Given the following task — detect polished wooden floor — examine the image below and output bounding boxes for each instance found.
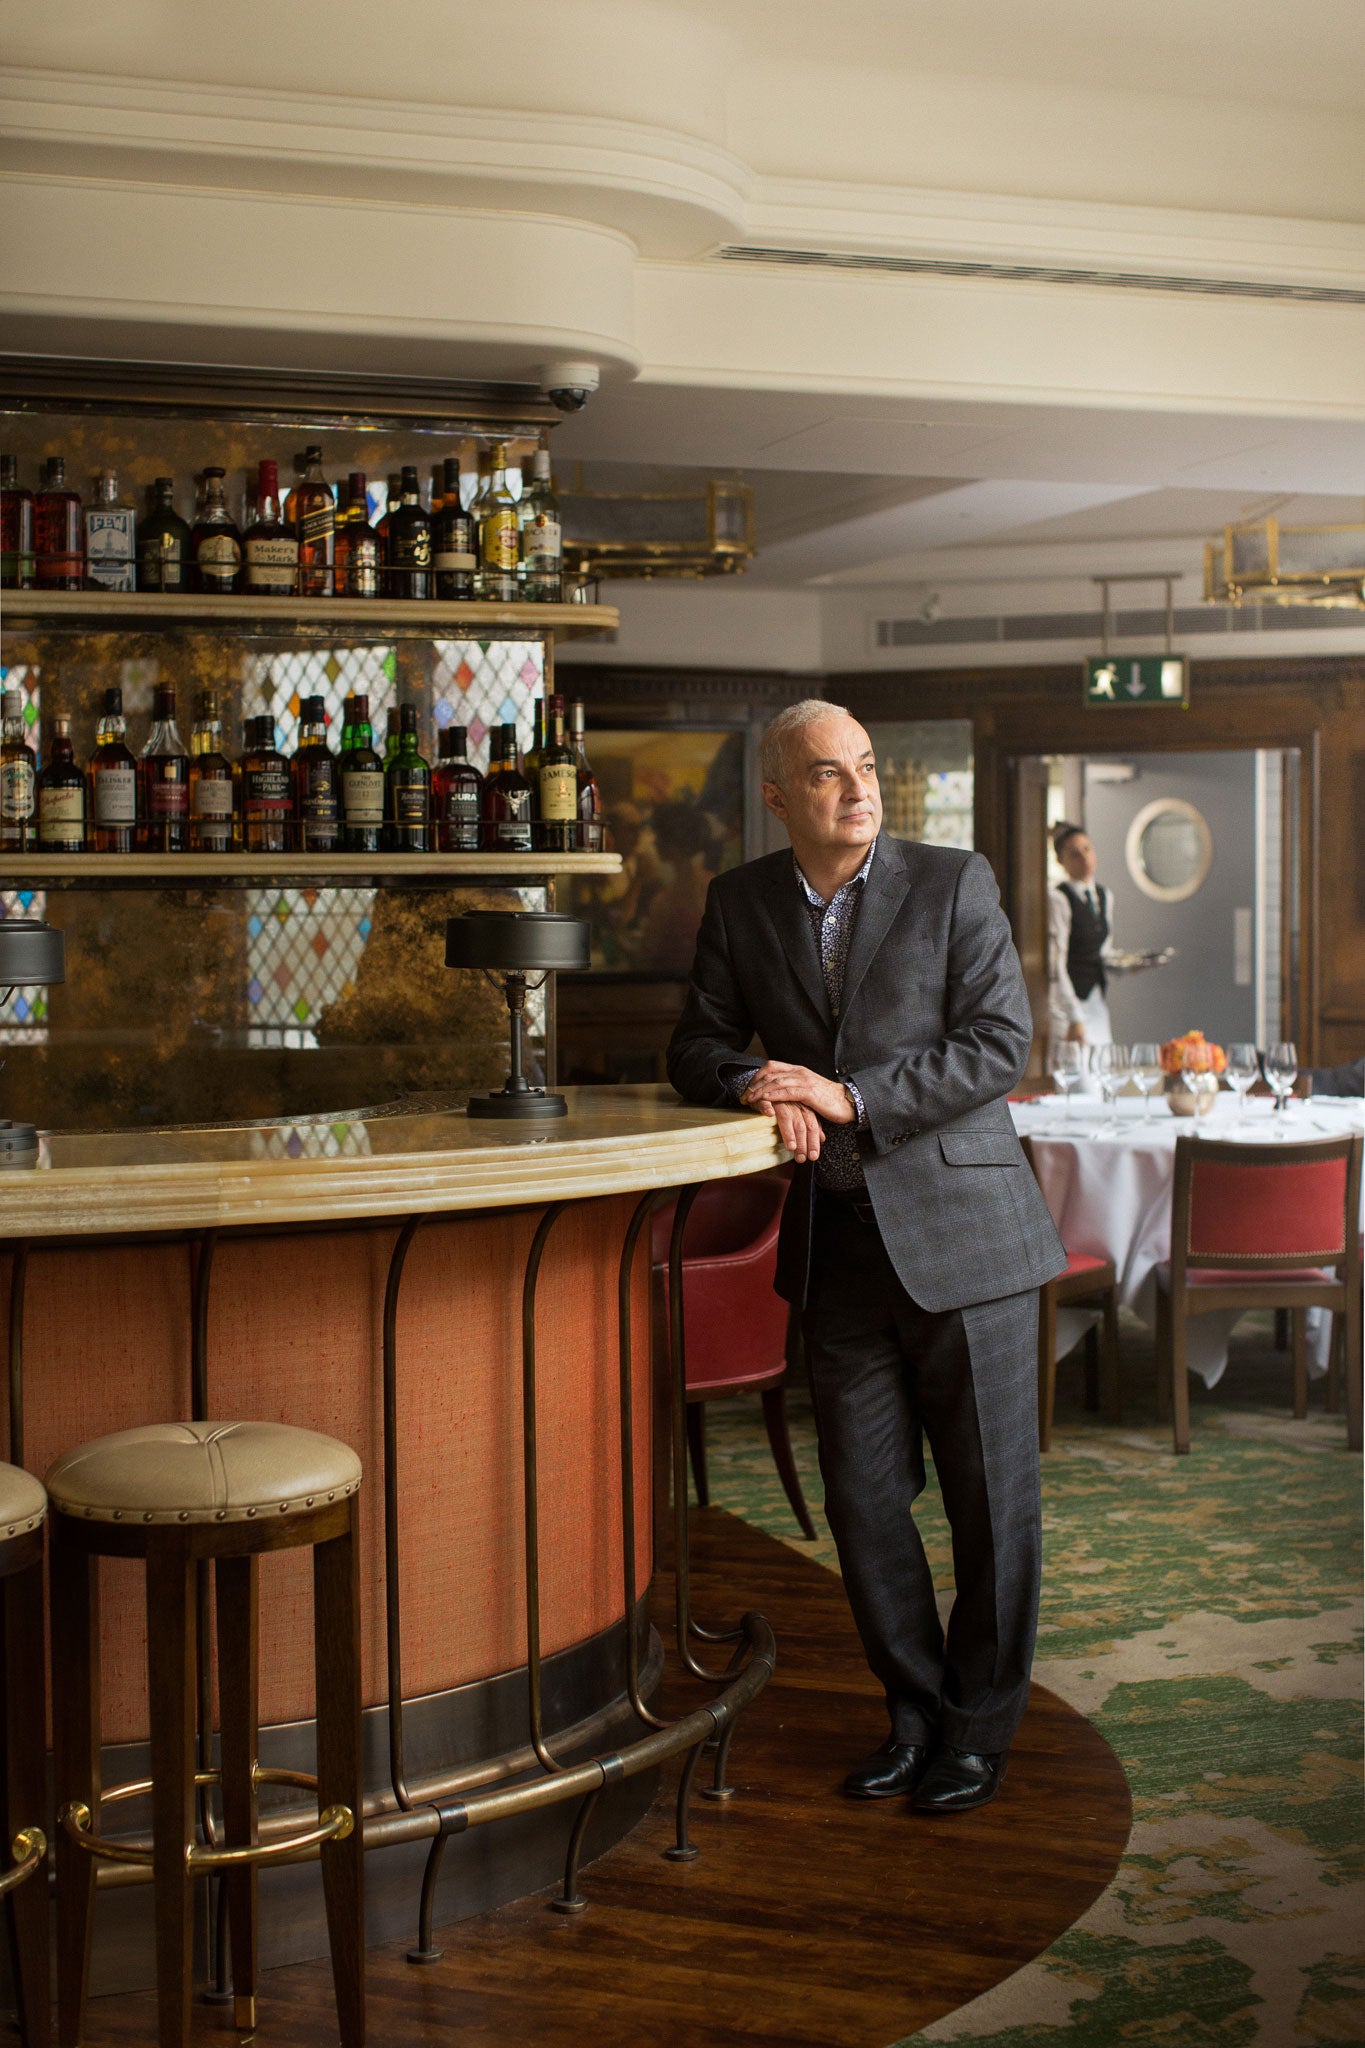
[81,1510,1131,2046]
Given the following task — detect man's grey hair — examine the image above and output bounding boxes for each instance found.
[759,697,854,786]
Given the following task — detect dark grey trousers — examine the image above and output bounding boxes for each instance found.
[801,1194,1041,1752]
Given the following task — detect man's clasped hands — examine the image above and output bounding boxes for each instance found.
[740,1060,854,1163]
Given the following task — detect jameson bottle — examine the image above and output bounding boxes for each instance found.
[334,472,380,598]
[37,715,86,852]
[84,468,137,592]
[385,466,431,600]
[241,715,291,852]
[293,693,341,850]
[0,689,36,851]
[0,455,35,589]
[538,694,578,853]
[340,693,385,852]
[433,725,483,851]
[570,700,602,851]
[383,703,430,852]
[243,461,299,595]
[136,477,191,593]
[138,685,190,852]
[35,457,84,590]
[433,456,477,599]
[481,722,533,853]
[88,687,139,852]
[188,690,234,853]
[190,467,242,594]
[286,445,335,596]
[479,443,519,603]
[519,448,562,602]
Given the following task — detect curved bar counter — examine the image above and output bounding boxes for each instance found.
[0,1087,783,1986]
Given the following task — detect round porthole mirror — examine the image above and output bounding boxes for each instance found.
[1125,798,1213,902]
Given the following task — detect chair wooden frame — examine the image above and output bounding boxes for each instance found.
[1157,1133,1363,1456]
[1021,1137,1121,1451]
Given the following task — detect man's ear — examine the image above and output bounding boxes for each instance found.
[760,780,787,822]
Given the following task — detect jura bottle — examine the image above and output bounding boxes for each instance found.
[383,703,430,852]
[136,477,191,593]
[0,455,35,589]
[286,445,335,597]
[37,715,86,852]
[35,457,84,590]
[433,725,483,851]
[138,685,190,852]
[293,694,341,850]
[190,467,243,595]
[340,693,385,853]
[243,461,299,596]
[538,694,578,853]
[188,691,235,853]
[85,469,137,593]
[481,722,533,852]
[0,689,36,851]
[88,687,139,852]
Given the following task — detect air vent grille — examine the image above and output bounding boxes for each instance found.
[873,604,1356,649]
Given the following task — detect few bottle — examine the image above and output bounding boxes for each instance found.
[286,445,335,597]
[138,685,190,852]
[240,716,292,852]
[85,469,137,593]
[519,448,562,602]
[293,694,341,851]
[340,694,385,853]
[188,691,235,853]
[37,715,87,852]
[570,700,602,851]
[384,703,430,852]
[0,456,35,589]
[538,693,578,852]
[0,688,36,851]
[479,443,520,604]
[433,725,483,851]
[190,467,243,595]
[136,477,191,593]
[87,687,139,852]
[481,722,534,852]
[385,467,431,600]
[243,461,299,596]
[433,457,477,600]
[334,473,380,598]
[35,457,84,590]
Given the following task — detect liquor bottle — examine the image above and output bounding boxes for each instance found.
[88,686,139,852]
[570,700,602,851]
[293,694,341,851]
[338,693,356,754]
[376,472,402,562]
[0,456,35,589]
[84,468,137,593]
[286,445,335,597]
[479,443,519,604]
[433,457,477,600]
[433,725,483,851]
[523,697,546,850]
[382,707,400,766]
[340,693,384,852]
[481,722,533,853]
[384,703,430,852]
[0,689,36,851]
[134,477,191,593]
[190,467,242,594]
[240,715,292,852]
[538,695,579,853]
[243,461,299,596]
[188,690,234,853]
[37,715,86,852]
[35,457,84,590]
[469,448,492,596]
[334,472,380,598]
[519,448,562,602]
[138,685,190,852]
[385,466,431,599]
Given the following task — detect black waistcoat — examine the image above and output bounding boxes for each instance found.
[1059,882,1108,1000]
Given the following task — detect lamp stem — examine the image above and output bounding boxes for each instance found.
[506,971,529,1095]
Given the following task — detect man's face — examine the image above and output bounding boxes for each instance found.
[762,716,882,855]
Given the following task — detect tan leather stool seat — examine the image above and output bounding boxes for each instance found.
[46,1420,360,1526]
[0,1462,46,1541]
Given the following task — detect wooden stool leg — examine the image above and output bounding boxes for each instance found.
[314,1503,365,2047]
[145,1535,197,2048]
[685,1402,709,1507]
[1037,1285,1057,1452]
[760,1386,817,1539]
[1100,1285,1122,1423]
[1172,1300,1192,1456]
[216,1555,259,2037]
[51,1517,100,2048]
[1291,1309,1309,1418]
[2,1559,49,2048]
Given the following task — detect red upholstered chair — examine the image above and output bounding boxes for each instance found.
[652,1173,816,1538]
[1156,1134,1363,1456]
[1020,1137,1120,1450]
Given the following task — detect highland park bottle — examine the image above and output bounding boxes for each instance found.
[188,691,235,853]
[138,685,190,852]
[88,687,139,852]
[433,725,483,851]
[292,694,341,851]
[240,716,291,852]
[286,445,335,596]
[243,461,299,596]
[190,467,243,595]
[37,715,86,852]
[340,693,385,853]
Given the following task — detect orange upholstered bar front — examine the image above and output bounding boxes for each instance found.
[3,1196,653,1743]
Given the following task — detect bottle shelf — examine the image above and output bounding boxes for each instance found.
[1,852,621,887]
[0,591,618,641]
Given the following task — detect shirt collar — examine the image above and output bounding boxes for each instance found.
[793,838,877,911]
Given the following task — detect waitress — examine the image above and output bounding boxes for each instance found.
[1048,821,1116,1051]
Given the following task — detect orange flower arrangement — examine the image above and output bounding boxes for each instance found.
[1160,1029,1226,1075]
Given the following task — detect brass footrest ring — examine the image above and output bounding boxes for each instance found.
[60,1766,354,1869]
[0,1827,47,1896]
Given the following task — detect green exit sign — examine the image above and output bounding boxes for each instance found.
[1084,655,1189,707]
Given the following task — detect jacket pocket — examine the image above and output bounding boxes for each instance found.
[938,1131,1021,1167]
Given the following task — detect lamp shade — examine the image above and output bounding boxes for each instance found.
[445,911,590,974]
[0,918,64,985]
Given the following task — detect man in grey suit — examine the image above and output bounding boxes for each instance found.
[668,700,1067,1812]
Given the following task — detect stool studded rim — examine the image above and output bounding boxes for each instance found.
[44,1420,361,1527]
[60,1767,353,1869]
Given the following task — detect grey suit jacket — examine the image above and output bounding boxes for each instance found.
[667,834,1067,1314]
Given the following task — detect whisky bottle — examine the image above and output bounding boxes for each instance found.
[376,472,402,562]
[433,457,477,600]
[243,461,299,596]
[341,693,384,853]
[35,457,84,590]
[479,443,519,603]
[136,477,191,593]
[88,687,139,852]
[286,445,335,597]
[190,467,242,594]
[85,469,137,593]
[37,715,86,852]
[188,690,234,853]
[481,722,533,853]
[0,456,35,589]
[523,697,546,809]
[385,466,431,600]
[384,703,430,852]
[433,725,483,851]
[293,694,341,850]
[519,448,562,602]
[0,689,36,851]
[570,700,602,851]
[240,715,292,852]
[138,685,190,852]
[334,473,380,597]
[538,694,578,853]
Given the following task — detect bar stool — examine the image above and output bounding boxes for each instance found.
[46,1420,365,2048]
[0,1462,49,2048]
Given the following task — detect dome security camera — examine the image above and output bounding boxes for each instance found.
[539,361,601,413]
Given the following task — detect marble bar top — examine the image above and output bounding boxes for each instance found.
[0,1086,787,1240]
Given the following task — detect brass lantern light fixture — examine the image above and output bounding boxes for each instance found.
[561,477,754,583]
[1204,513,1365,610]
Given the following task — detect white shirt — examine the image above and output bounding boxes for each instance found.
[1048,881,1118,1027]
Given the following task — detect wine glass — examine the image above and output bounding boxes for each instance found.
[1094,1042,1131,1133]
[1131,1042,1163,1122]
[1181,1040,1220,1124]
[1265,1042,1298,1129]
[1050,1040,1086,1123]
[1224,1042,1257,1127]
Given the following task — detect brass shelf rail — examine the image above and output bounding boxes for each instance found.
[0,852,621,886]
[0,591,618,643]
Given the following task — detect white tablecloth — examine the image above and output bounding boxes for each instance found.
[1009,1094,1365,1386]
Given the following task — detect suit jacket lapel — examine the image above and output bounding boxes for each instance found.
[756,856,834,1034]
[839,836,911,1025]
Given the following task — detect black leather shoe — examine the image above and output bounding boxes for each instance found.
[843,1739,932,1799]
[910,1746,1007,1813]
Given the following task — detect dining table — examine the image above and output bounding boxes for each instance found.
[1009,1090,1365,1387]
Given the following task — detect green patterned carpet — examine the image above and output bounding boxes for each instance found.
[699,1312,1364,2047]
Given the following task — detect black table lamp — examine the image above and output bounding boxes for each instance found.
[0,917,65,1160]
[445,910,590,1119]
